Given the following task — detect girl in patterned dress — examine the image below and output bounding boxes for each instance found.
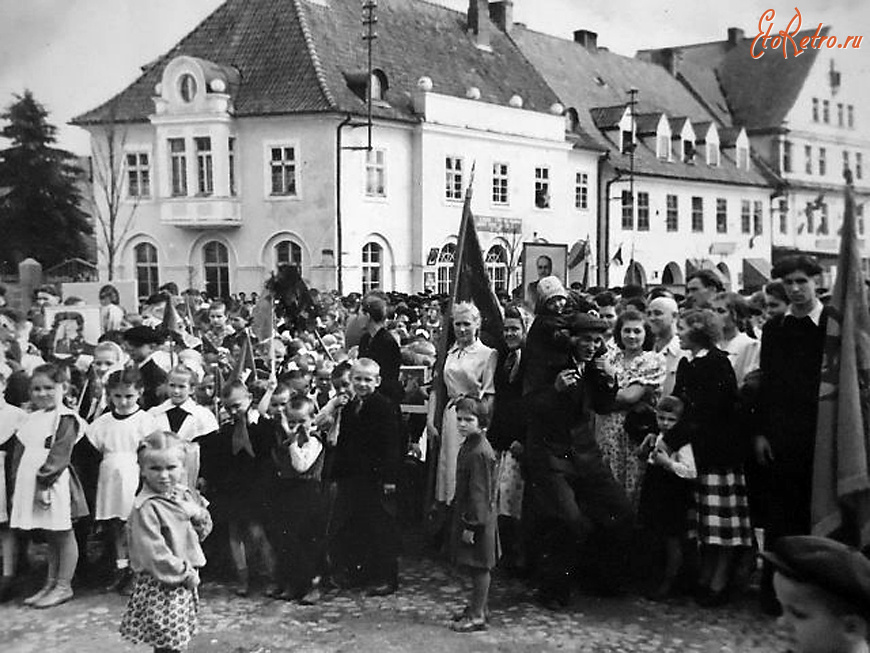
[87,367,159,593]
[121,431,211,653]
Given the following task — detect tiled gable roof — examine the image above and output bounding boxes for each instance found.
[510,27,771,188]
[635,112,663,135]
[74,0,560,126]
[644,28,828,133]
[74,0,333,124]
[511,27,718,130]
[298,0,559,119]
[590,105,628,130]
[715,28,826,131]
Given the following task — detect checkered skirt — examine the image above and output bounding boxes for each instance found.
[120,572,198,649]
[688,467,753,547]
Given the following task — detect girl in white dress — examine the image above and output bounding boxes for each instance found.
[87,367,158,593]
[10,364,86,608]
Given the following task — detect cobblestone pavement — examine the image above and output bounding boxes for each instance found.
[2,552,787,653]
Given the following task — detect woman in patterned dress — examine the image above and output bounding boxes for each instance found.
[595,307,665,504]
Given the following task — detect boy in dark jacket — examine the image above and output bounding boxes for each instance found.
[328,358,401,595]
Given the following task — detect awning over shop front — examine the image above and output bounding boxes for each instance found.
[742,258,771,292]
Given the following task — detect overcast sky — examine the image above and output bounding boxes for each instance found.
[1,0,867,154]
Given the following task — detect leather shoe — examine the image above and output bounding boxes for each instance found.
[366,582,397,597]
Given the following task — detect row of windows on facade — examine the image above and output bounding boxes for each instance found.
[132,239,512,299]
[618,193,865,237]
[812,98,856,128]
[780,142,864,178]
[126,139,591,210]
[620,194,765,235]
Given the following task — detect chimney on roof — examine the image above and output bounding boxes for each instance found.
[467,0,491,50]
[573,29,598,52]
[489,0,513,32]
[727,27,745,47]
[650,47,681,76]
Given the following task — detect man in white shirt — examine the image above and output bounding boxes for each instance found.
[647,296,686,397]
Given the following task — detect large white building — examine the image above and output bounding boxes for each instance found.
[513,25,776,290]
[73,0,599,299]
[639,25,870,289]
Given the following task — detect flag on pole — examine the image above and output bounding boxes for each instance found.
[230,330,257,386]
[431,164,505,431]
[611,243,624,266]
[160,295,201,349]
[812,173,870,547]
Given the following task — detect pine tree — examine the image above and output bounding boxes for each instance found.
[0,90,93,273]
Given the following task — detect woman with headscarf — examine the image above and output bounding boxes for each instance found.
[427,302,498,507]
[487,304,530,570]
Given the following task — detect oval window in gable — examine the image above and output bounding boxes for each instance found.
[179,73,197,103]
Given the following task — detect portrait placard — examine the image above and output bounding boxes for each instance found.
[42,305,101,360]
[399,365,430,414]
[521,242,568,308]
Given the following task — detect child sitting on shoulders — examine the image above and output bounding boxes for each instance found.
[637,395,697,600]
[120,431,212,653]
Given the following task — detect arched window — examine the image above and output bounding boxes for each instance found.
[203,241,230,299]
[134,243,159,300]
[436,243,456,295]
[485,245,508,293]
[361,242,382,293]
[275,240,302,271]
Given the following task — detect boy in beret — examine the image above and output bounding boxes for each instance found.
[764,535,870,653]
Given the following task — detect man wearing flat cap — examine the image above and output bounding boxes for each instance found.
[123,326,168,410]
[764,535,870,653]
[523,311,633,607]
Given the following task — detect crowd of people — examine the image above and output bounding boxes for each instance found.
[1,254,870,653]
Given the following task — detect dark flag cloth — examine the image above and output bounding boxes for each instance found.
[427,167,506,506]
[813,172,870,547]
[160,294,200,349]
[251,293,275,343]
[230,330,257,386]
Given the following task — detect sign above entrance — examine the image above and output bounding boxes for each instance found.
[475,215,522,234]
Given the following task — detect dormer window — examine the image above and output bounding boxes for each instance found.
[683,140,695,163]
[178,74,197,103]
[706,141,720,167]
[737,144,749,169]
[565,107,579,133]
[621,130,635,154]
[657,132,670,159]
[369,69,388,102]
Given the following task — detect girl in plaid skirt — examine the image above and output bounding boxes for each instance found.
[120,431,211,652]
[673,309,753,608]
